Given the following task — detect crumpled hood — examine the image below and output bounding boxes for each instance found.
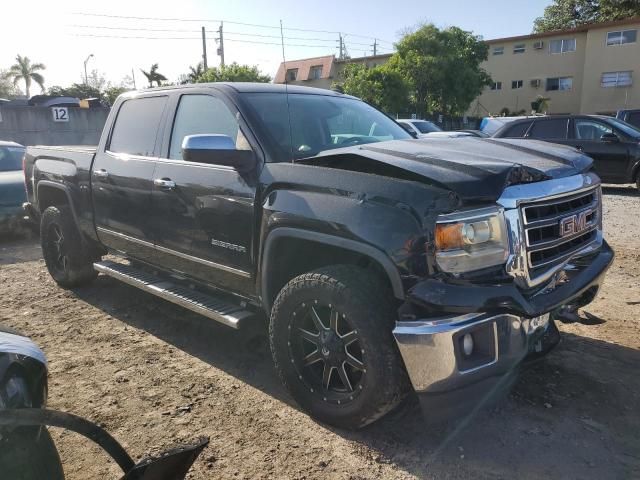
[304,138,593,203]
[0,170,27,206]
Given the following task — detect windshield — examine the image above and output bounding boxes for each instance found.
[606,117,640,140]
[411,120,442,133]
[243,93,411,160]
[0,146,25,172]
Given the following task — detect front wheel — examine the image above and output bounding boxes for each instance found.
[40,206,97,288]
[269,265,408,429]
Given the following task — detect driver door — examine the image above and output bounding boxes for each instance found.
[148,92,258,296]
[569,118,630,182]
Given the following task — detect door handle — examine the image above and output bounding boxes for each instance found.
[94,169,109,178]
[154,178,176,189]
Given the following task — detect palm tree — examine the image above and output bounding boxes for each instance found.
[187,62,204,83]
[140,63,167,88]
[6,55,46,98]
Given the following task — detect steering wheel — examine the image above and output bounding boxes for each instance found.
[340,136,371,146]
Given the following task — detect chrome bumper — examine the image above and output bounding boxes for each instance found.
[393,312,551,394]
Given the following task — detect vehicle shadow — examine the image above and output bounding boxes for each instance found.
[73,278,640,479]
[602,185,638,197]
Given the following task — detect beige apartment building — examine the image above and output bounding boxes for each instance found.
[274,53,392,89]
[472,18,640,116]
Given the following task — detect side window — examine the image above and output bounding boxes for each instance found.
[574,119,613,140]
[627,112,640,128]
[503,121,532,138]
[109,96,167,156]
[528,119,568,139]
[168,94,251,160]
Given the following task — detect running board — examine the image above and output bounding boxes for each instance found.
[93,260,253,329]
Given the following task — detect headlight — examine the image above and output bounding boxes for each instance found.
[434,207,509,273]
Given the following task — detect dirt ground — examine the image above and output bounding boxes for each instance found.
[1,185,638,480]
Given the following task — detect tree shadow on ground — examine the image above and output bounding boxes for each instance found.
[73,278,640,480]
[602,185,638,197]
[0,236,41,265]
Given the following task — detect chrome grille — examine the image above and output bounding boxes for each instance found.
[521,187,600,275]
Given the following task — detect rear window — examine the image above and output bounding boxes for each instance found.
[502,121,532,137]
[0,146,25,172]
[528,119,568,139]
[109,96,167,156]
[411,121,442,133]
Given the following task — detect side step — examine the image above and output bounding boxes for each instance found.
[93,260,254,329]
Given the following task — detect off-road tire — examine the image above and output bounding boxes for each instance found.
[269,265,408,429]
[40,205,97,288]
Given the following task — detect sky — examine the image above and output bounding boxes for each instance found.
[0,0,553,92]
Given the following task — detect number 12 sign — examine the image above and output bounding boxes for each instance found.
[52,107,69,122]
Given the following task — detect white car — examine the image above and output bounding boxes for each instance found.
[396,119,442,137]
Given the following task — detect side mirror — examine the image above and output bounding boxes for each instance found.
[600,132,619,143]
[182,134,256,171]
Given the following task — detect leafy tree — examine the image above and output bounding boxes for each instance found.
[48,84,102,100]
[103,86,130,106]
[0,69,21,98]
[534,0,640,32]
[334,64,409,114]
[140,63,167,87]
[388,24,491,116]
[196,62,271,83]
[5,55,46,98]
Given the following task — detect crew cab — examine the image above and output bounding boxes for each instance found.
[23,84,613,429]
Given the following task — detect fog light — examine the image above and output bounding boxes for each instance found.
[462,333,474,356]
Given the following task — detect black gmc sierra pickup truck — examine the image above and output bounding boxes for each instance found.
[23,83,614,429]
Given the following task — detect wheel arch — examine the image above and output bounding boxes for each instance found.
[260,227,405,313]
[36,181,80,227]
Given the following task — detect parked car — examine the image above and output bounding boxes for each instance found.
[24,83,613,429]
[0,141,27,232]
[396,119,442,137]
[616,109,640,129]
[493,115,640,189]
[479,115,543,135]
[458,129,489,138]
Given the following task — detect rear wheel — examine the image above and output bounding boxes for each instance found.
[41,206,97,288]
[269,265,408,429]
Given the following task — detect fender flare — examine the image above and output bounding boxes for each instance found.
[36,180,81,227]
[261,227,405,311]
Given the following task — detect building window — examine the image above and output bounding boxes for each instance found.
[607,29,637,46]
[549,38,576,54]
[285,68,298,81]
[511,80,523,89]
[546,77,573,91]
[490,81,502,90]
[513,44,526,54]
[308,65,323,80]
[493,46,504,55]
[601,71,633,88]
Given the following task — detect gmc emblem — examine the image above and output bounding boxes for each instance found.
[559,210,590,237]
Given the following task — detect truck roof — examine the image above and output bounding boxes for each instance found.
[131,82,355,98]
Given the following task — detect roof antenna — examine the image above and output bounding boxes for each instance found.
[280,19,295,163]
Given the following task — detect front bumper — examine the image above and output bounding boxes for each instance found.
[393,240,613,422]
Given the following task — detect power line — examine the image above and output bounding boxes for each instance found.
[71,12,395,44]
[71,33,338,49]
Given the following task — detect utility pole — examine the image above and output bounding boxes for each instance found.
[217,22,225,67]
[338,33,344,60]
[131,68,137,89]
[372,39,378,56]
[201,26,208,71]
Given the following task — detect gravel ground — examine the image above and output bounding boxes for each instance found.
[0,185,638,480]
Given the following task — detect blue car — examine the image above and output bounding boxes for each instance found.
[0,141,27,233]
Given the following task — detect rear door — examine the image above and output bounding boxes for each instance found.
[92,95,168,262]
[569,118,630,182]
[525,118,571,145]
[148,91,259,296]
